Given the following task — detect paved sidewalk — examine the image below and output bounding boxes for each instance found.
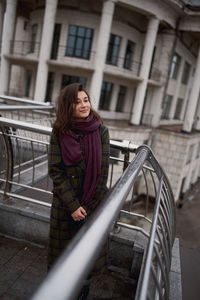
[176,179,200,300]
[0,236,47,300]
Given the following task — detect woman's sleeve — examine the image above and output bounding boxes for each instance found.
[84,127,110,212]
[48,131,80,213]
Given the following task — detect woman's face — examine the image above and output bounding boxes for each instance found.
[72,91,91,119]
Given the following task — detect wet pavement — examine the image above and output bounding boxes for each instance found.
[0,178,200,299]
[0,236,47,299]
[176,179,200,300]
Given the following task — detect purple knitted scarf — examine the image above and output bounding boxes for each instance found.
[60,114,102,205]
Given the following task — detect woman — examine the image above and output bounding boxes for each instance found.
[48,83,110,298]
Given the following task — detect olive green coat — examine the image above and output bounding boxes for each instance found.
[48,125,110,269]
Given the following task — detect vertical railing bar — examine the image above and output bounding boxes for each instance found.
[154,244,169,298]
[156,220,170,271]
[159,203,172,249]
[149,168,158,200]
[163,179,175,214]
[162,180,176,240]
[161,187,175,246]
[150,264,165,300]
[46,143,50,190]
[0,126,14,198]
[159,198,171,237]
[142,167,149,217]
[109,162,114,188]
[160,196,171,232]
[156,223,170,271]
[31,140,35,185]
[157,214,171,263]
[151,268,167,300]
[162,185,172,226]
[155,267,162,300]
[138,177,164,300]
[123,150,130,171]
[161,183,171,217]
[15,136,21,184]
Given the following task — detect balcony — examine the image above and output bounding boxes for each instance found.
[9,40,40,59]
[6,41,162,83]
[49,45,96,70]
[149,66,162,82]
[105,55,142,80]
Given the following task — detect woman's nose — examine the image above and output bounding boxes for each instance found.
[80,100,85,106]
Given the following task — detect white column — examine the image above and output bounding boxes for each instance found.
[183,45,200,132]
[130,17,159,125]
[34,0,58,102]
[110,84,118,111]
[0,0,5,43]
[0,0,17,95]
[193,96,200,130]
[151,86,164,126]
[89,0,116,110]
[169,59,184,119]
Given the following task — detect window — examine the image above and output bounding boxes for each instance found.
[181,61,191,85]
[30,24,38,53]
[99,81,113,110]
[116,85,127,112]
[174,98,183,120]
[61,75,87,90]
[45,72,55,102]
[24,21,28,31]
[106,34,121,66]
[51,24,61,60]
[186,144,194,164]
[65,25,93,59]
[25,70,32,97]
[169,53,181,79]
[161,95,172,119]
[123,40,135,70]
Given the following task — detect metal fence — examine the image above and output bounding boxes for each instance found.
[0,115,176,299]
[0,95,55,126]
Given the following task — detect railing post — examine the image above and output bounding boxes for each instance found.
[0,126,14,200]
[121,140,131,171]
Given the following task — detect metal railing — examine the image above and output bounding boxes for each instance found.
[10,40,40,58]
[0,117,135,205]
[149,66,162,82]
[105,55,142,77]
[0,116,176,300]
[0,95,55,126]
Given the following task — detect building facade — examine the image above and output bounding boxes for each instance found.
[0,0,200,201]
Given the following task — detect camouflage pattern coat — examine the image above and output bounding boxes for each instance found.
[48,125,110,269]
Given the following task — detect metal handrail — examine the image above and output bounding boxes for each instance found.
[0,117,176,300]
[0,105,54,111]
[0,117,52,135]
[30,145,176,300]
[31,147,151,300]
[0,117,137,150]
[0,95,52,106]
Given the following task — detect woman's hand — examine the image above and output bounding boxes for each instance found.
[71,206,87,221]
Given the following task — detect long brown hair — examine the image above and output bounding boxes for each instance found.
[53,83,102,134]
